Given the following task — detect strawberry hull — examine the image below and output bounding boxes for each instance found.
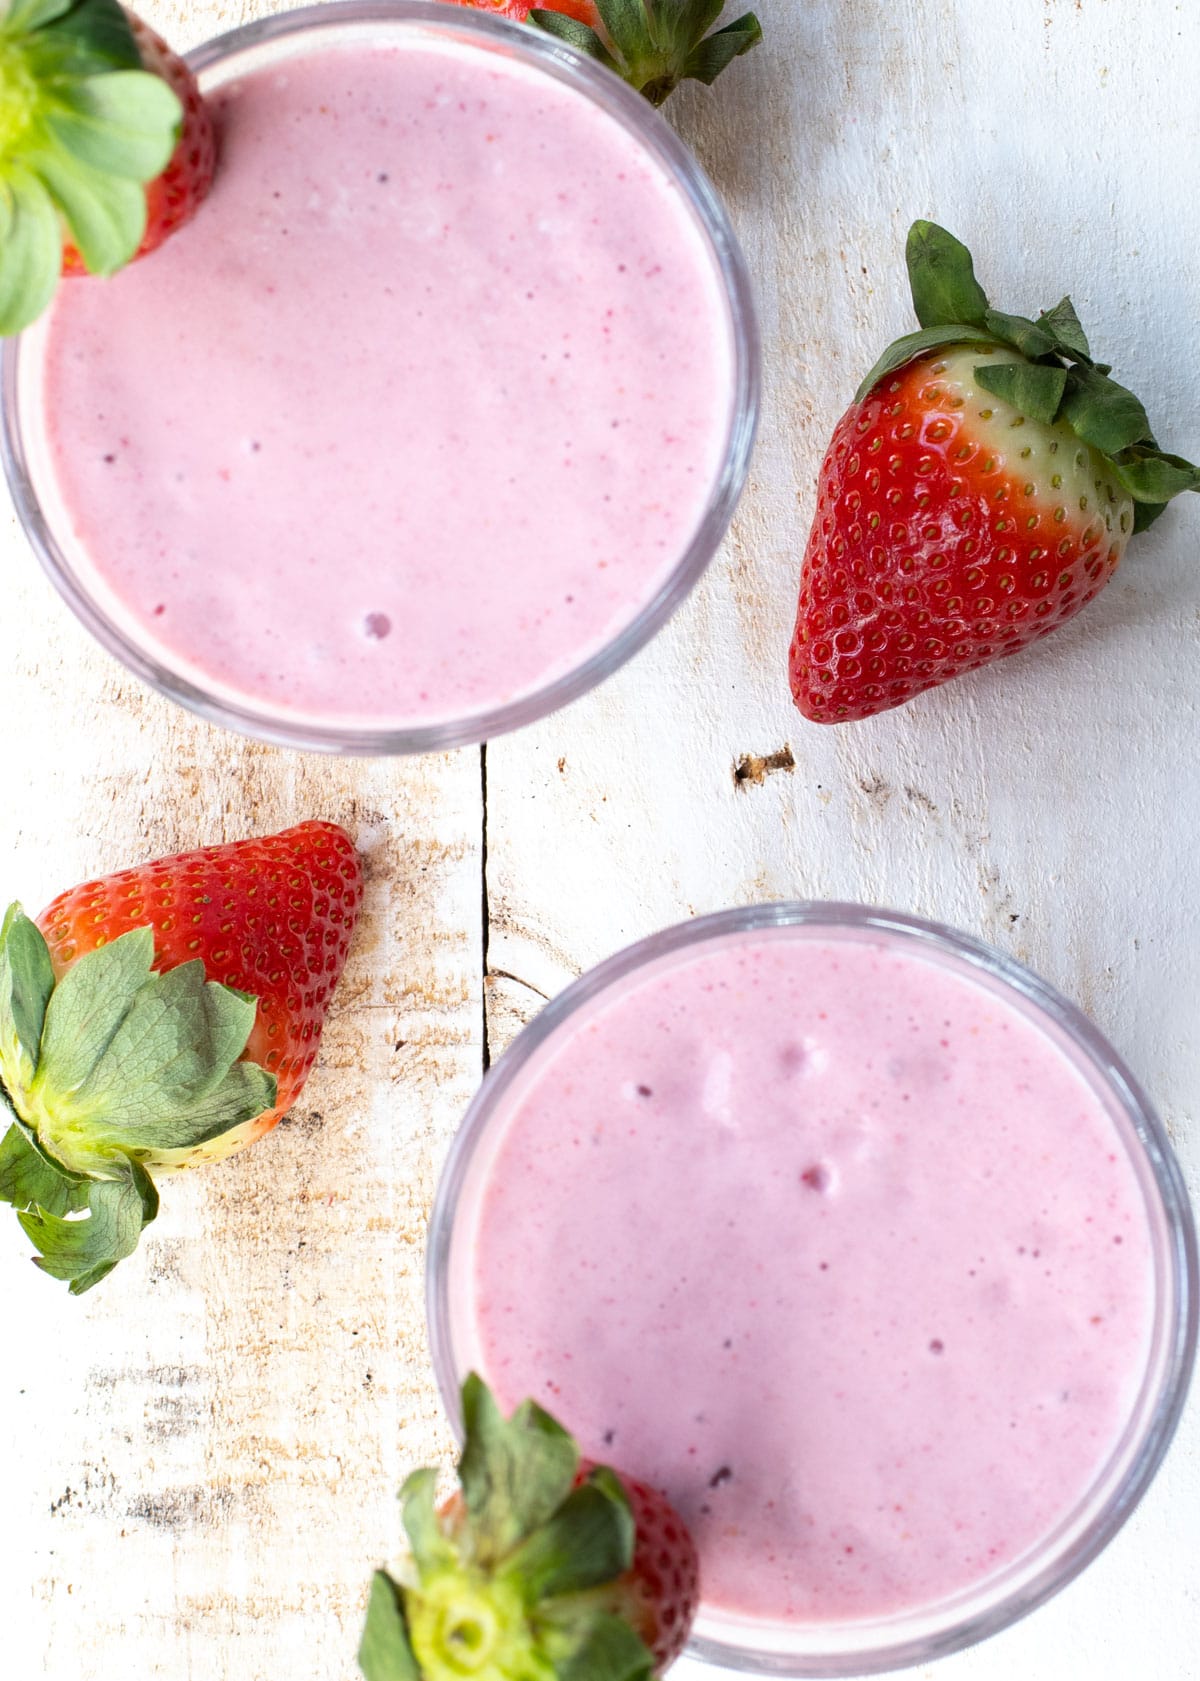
[360,1377,696,1681]
[790,347,1131,723]
[35,821,362,1169]
[0,822,362,1290]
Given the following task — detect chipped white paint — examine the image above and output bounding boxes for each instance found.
[1,2,1198,1679]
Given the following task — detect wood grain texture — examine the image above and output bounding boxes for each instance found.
[1,542,481,1676]
[1,1,1198,1679]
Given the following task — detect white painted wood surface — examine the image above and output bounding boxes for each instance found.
[2,1,1198,1678]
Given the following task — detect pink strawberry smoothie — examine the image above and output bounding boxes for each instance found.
[448,922,1158,1629]
[19,16,738,734]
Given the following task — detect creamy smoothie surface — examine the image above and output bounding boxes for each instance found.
[458,927,1156,1626]
[29,27,734,728]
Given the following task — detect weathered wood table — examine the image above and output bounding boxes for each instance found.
[3,1,1197,1676]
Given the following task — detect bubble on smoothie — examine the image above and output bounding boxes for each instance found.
[363,612,392,640]
[801,1161,836,1195]
[781,1037,828,1076]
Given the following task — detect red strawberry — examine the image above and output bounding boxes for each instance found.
[359,1375,700,1681]
[590,1464,700,1673]
[0,822,361,1292]
[61,12,216,275]
[447,0,762,106]
[0,0,214,334]
[789,222,1200,723]
[443,0,601,25]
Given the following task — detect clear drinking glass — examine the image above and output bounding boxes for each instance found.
[0,0,759,754]
[427,903,1197,1677]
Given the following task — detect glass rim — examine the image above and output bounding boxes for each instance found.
[426,901,1198,1677]
[0,0,760,757]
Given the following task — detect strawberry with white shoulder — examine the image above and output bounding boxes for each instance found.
[789,222,1200,722]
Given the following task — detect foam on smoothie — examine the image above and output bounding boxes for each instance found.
[455,927,1155,1627]
[27,25,734,728]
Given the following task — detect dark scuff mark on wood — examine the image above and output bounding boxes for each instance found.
[734,745,796,789]
[127,1484,235,1531]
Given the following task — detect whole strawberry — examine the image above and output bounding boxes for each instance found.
[0,822,361,1293]
[359,1374,699,1681]
[789,221,1200,723]
[450,0,762,105]
[0,0,215,334]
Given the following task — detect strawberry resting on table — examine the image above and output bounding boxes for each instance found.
[359,1374,699,1681]
[789,222,1200,723]
[0,822,362,1293]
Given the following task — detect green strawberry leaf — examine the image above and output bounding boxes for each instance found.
[1111,451,1200,504]
[539,1605,655,1681]
[0,903,55,1080]
[1061,363,1153,455]
[0,1117,90,1217]
[681,11,762,84]
[18,1153,158,1295]
[400,1468,457,1578]
[856,322,1002,401]
[530,0,759,100]
[3,925,275,1175]
[57,956,257,1111]
[19,0,142,70]
[982,308,1059,362]
[23,138,146,274]
[0,166,62,334]
[458,1372,580,1563]
[34,925,156,1095]
[47,70,180,180]
[358,1572,420,1681]
[905,220,990,331]
[528,10,618,70]
[108,1059,276,1153]
[595,0,655,61]
[974,360,1068,426]
[500,1466,635,1601]
[3,0,73,39]
[1038,295,1091,360]
[1130,500,1167,535]
[676,0,727,36]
